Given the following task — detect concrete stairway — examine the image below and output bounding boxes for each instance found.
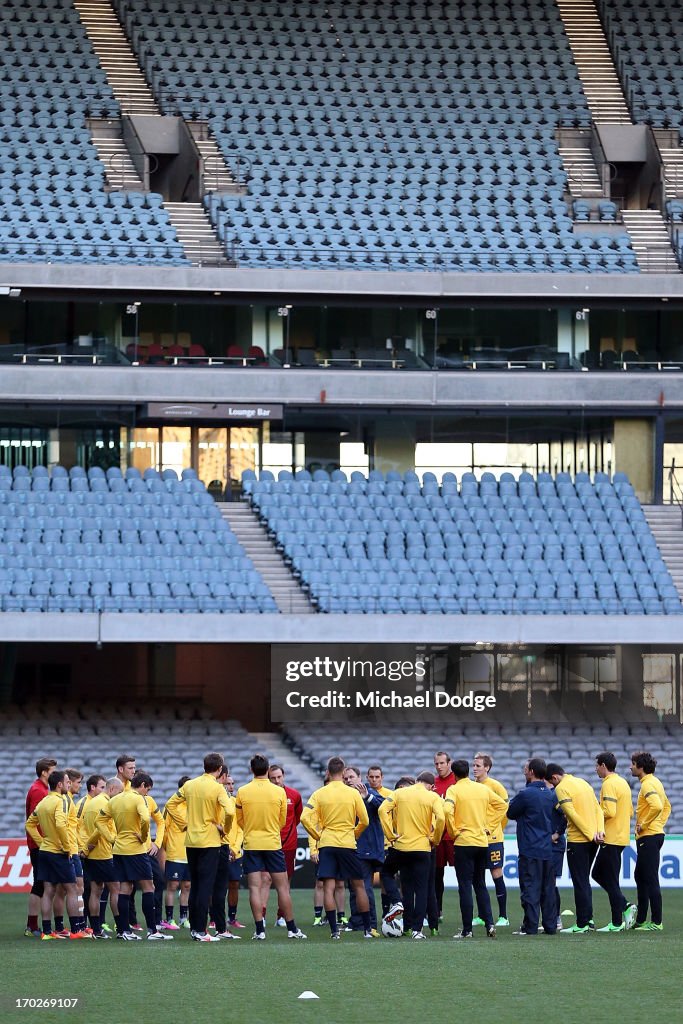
[249,732,322,795]
[187,122,245,194]
[164,202,229,266]
[659,148,683,199]
[559,133,603,197]
[88,118,144,190]
[621,211,680,273]
[74,0,159,116]
[218,502,315,615]
[555,0,631,124]
[642,505,683,599]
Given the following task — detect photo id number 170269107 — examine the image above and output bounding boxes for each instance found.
[14,999,79,1010]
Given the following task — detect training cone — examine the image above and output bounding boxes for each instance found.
[298,992,319,1000]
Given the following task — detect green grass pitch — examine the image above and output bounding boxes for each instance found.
[2,889,681,1024]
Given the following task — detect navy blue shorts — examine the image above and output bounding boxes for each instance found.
[487,842,504,871]
[227,855,243,882]
[317,846,364,881]
[164,860,190,883]
[83,858,117,885]
[242,849,286,876]
[71,854,83,879]
[38,851,76,886]
[113,852,153,883]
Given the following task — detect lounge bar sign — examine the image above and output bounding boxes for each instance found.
[146,403,283,420]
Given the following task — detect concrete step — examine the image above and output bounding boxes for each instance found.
[186,121,244,192]
[74,0,159,115]
[642,505,683,600]
[249,733,322,795]
[218,502,316,614]
[559,142,603,198]
[89,124,144,190]
[164,202,228,266]
[556,0,631,124]
[622,211,680,273]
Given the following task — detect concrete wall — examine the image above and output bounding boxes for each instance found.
[2,363,683,411]
[4,262,683,301]
[175,643,269,728]
[596,125,649,163]
[0,612,679,644]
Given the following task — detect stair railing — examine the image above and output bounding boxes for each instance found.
[668,460,683,526]
[108,151,131,190]
[589,125,610,197]
[203,153,225,194]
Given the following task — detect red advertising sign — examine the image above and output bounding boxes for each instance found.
[0,838,33,892]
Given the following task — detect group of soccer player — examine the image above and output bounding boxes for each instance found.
[23,743,671,942]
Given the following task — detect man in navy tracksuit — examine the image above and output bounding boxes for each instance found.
[549,782,567,927]
[343,766,385,931]
[506,757,557,935]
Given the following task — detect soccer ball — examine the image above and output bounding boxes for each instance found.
[381,914,404,938]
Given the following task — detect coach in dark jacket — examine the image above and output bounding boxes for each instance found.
[343,767,385,931]
[506,757,557,935]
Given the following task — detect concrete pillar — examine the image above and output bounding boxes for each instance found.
[304,432,339,473]
[557,308,573,355]
[613,419,654,503]
[373,419,416,475]
[558,308,589,361]
[57,429,78,470]
[251,305,268,352]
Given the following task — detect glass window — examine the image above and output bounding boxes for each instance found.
[161,426,191,476]
[128,428,160,473]
[415,442,472,480]
[198,428,227,489]
[663,443,683,502]
[262,439,293,475]
[643,654,675,716]
[340,442,369,476]
[229,427,260,482]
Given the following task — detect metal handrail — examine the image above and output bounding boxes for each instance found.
[0,240,184,263]
[0,236,646,272]
[108,151,136,191]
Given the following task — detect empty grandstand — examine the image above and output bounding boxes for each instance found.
[0,464,276,612]
[0,1,682,874]
[247,468,683,614]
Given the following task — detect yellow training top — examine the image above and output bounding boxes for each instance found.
[97,790,150,856]
[554,774,604,844]
[379,783,445,853]
[75,795,91,853]
[143,795,165,851]
[223,802,244,857]
[83,793,116,860]
[599,773,633,846]
[165,773,234,849]
[235,778,286,851]
[65,792,79,856]
[25,792,70,855]
[636,774,671,837]
[480,776,509,843]
[162,798,188,863]
[300,780,369,850]
[444,778,508,848]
